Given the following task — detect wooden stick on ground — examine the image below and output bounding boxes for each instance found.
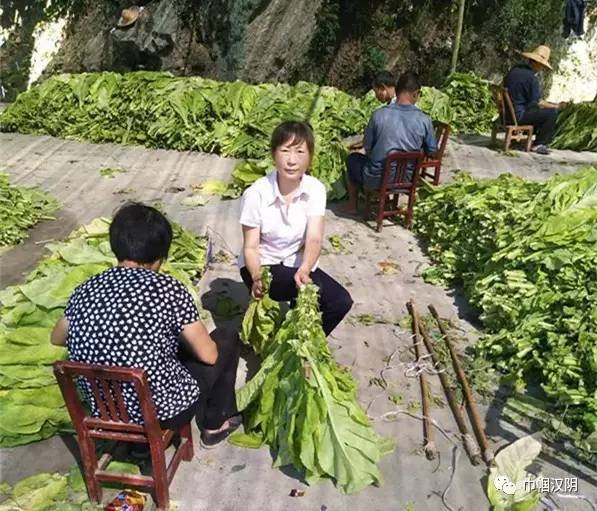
[407,301,482,465]
[408,299,437,460]
[428,304,495,464]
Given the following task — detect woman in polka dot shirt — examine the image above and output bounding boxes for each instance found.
[51,203,242,448]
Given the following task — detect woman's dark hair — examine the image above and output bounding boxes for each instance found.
[270,121,315,156]
[396,72,422,94]
[372,70,395,88]
[109,202,173,263]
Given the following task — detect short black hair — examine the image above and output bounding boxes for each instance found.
[372,71,395,88]
[109,202,173,263]
[396,72,422,94]
[270,121,315,156]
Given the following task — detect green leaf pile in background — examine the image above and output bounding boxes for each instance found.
[414,167,597,443]
[1,71,507,201]
[442,72,497,135]
[0,172,59,248]
[0,217,208,448]
[552,102,597,152]
[231,284,393,494]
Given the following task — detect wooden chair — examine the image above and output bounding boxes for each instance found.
[491,84,534,152]
[53,361,194,511]
[363,151,424,232]
[420,121,451,185]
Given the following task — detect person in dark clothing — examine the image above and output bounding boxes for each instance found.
[563,0,585,38]
[504,45,567,155]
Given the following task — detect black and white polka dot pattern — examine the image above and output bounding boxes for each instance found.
[65,267,200,423]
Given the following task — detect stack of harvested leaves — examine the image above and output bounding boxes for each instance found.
[414,167,597,442]
[552,102,597,152]
[0,172,59,249]
[0,217,208,447]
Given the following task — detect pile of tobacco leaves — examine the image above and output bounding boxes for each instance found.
[234,271,393,494]
[1,72,501,200]
[0,172,59,249]
[552,101,597,152]
[0,217,207,448]
[414,167,597,448]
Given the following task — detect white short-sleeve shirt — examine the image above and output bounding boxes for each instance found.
[239,170,327,270]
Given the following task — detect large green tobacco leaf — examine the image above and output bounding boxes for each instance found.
[414,167,597,442]
[232,284,393,494]
[240,267,281,355]
[0,172,59,247]
[0,216,208,448]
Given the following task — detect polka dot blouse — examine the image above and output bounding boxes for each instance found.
[65,266,201,423]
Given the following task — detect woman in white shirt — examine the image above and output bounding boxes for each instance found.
[239,121,353,336]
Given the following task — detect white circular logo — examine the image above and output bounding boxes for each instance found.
[502,481,516,495]
[494,475,510,491]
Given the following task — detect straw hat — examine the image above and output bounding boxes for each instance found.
[117,6,143,28]
[520,45,553,70]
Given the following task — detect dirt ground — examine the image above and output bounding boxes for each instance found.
[0,132,596,511]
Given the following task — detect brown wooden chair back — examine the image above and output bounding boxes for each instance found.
[364,151,424,231]
[54,360,193,510]
[492,84,518,126]
[433,121,451,161]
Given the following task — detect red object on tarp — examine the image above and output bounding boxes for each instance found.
[104,490,146,510]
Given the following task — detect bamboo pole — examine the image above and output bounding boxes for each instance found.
[408,300,437,460]
[407,301,481,465]
[450,0,466,74]
[428,305,495,464]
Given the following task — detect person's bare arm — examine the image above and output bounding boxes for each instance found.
[295,216,324,287]
[181,321,218,365]
[242,225,264,298]
[51,317,69,346]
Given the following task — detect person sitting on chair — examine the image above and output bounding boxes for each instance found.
[372,70,397,105]
[51,203,242,448]
[504,45,567,155]
[342,72,437,215]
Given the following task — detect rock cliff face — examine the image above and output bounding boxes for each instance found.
[1,0,595,100]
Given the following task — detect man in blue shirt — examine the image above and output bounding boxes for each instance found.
[342,72,437,215]
[504,45,566,155]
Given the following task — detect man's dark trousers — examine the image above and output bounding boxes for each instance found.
[519,108,558,146]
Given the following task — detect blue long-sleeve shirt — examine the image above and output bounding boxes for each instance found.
[363,103,437,178]
[504,64,541,121]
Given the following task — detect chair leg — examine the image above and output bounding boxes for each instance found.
[150,441,170,511]
[491,125,497,147]
[433,164,441,186]
[78,435,102,504]
[504,129,512,151]
[179,423,194,462]
[376,195,385,232]
[406,191,417,230]
[525,131,533,152]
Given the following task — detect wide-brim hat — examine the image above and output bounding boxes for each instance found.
[117,6,142,28]
[519,45,553,70]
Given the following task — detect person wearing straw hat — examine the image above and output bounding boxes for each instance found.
[116,6,144,29]
[504,45,567,155]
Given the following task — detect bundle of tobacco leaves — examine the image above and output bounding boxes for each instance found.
[231,284,393,494]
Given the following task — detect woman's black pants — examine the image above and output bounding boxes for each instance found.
[160,327,240,431]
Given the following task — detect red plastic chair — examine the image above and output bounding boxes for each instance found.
[53,361,194,511]
[363,151,424,231]
[420,121,451,185]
